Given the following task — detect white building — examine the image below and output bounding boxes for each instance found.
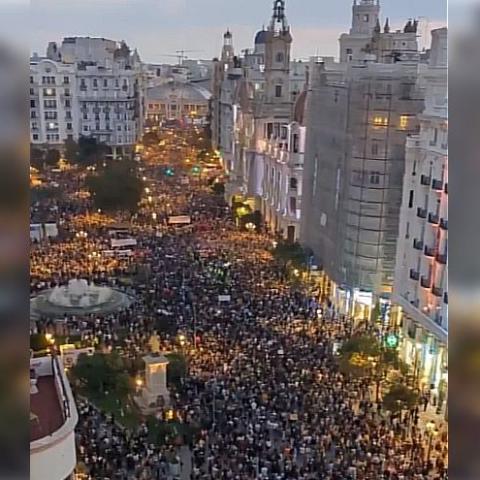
[261,93,306,241]
[30,355,78,480]
[30,37,145,159]
[30,56,77,145]
[393,28,448,412]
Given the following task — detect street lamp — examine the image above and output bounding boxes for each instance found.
[245,222,256,232]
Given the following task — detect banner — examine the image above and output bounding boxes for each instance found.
[111,238,137,248]
[218,295,231,303]
[168,215,191,225]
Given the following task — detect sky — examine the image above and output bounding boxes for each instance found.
[2,0,447,62]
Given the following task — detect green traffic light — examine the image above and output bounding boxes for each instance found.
[385,333,399,348]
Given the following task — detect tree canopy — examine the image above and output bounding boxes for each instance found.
[64,136,109,166]
[382,383,419,413]
[86,160,144,213]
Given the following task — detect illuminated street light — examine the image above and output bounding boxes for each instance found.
[152,212,157,221]
[147,196,153,203]
[145,187,150,194]
[245,222,256,232]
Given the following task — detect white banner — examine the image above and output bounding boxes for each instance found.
[168,215,191,225]
[218,295,231,303]
[111,238,137,248]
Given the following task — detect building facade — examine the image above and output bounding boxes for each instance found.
[30,57,77,146]
[392,28,448,413]
[300,58,424,319]
[30,355,78,480]
[30,37,145,159]
[145,80,211,127]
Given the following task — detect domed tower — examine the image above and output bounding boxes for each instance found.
[221,29,234,63]
[264,0,292,105]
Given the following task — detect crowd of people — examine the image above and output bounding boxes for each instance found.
[31,136,447,479]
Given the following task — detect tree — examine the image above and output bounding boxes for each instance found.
[72,352,131,398]
[337,335,381,378]
[166,352,187,388]
[30,333,50,352]
[86,160,143,213]
[30,147,45,169]
[44,149,61,167]
[383,383,419,413]
[143,131,160,146]
[64,137,79,163]
[71,136,109,166]
[273,241,308,269]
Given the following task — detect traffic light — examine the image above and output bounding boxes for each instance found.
[191,165,201,175]
[164,166,175,177]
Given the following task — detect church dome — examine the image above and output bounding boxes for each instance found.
[255,29,267,44]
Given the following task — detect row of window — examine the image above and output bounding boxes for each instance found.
[30,75,71,85]
[352,169,383,185]
[79,78,129,89]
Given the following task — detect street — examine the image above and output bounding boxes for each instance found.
[31,126,447,480]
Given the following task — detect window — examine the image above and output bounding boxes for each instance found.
[276,52,284,63]
[290,177,298,190]
[65,111,72,119]
[293,134,299,153]
[408,190,414,208]
[67,123,72,130]
[80,79,87,90]
[83,113,88,120]
[93,78,98,89]
[104,79,108,88]
[275,85,282,98]
[30,100,35,108]
[63,76,69,84]
[290,197,297,213]
[64,89,70,97]
[32,134,39,140]
[266,123,273,139]
[30,76,34,84]
[346,48,352,54]
[431,128,438,146]
[373,116,388,127]
[83,126,89,132]
[370,171,381,185]
[44,99,57,108]
[43,88,55,96]
[65,99,71,108]
[30,111,36,119]
[364,14,369,22]
[45,111,57,120]
[399,115,409,130]
[405,222,410,239]
[371,142,379,155]
[30,88,34,96]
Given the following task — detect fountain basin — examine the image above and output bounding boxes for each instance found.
[30,279,133,319]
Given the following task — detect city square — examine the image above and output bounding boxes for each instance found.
[29,1,448,479]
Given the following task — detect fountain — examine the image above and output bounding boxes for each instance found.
[30,278,133,319]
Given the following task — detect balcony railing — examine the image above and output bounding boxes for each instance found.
[420,175,431,186]
[432,285,443,297]
[431,178,443,191]
[413,239,424,250]
[439,218,448,230]
[424,245,436,257]
[420,276,432,289]
[436,252,447,265]
[409,269,420,281]
[428,212,440,225]
[417,207,427,219]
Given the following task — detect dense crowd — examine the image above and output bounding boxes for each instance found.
[31,147,447,479]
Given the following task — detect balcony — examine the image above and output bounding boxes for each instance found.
[431,178,443,191]
[436,252,447,265]
[417,207,427,219]
[413,239,424,250]
[439,218,448,230]
[432,285,443,297]
[420,175,431,186]
[424,245,436,257]
[409,269,420,281]
[428,212,440,225]
[420,276,432,289]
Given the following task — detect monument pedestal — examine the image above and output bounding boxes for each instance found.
[135,353,170,414]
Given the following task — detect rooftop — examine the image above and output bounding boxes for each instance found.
[30,375,64,442]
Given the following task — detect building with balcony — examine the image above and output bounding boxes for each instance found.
[261,92,306,241]
[30,355,78,480]
[392,28,448,415]
[30,56,77,146]
[30,37,145,159]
